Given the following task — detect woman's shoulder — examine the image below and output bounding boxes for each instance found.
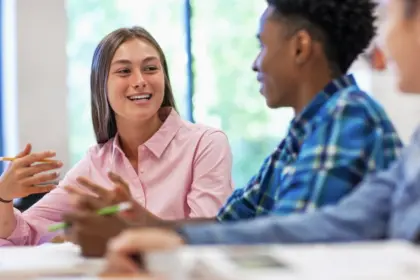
[164,107,228,141]
[87,139,114,158]
[64,140,114,178]
[178,120,228,141]
[177,120,231,150]
[179,119,227,137]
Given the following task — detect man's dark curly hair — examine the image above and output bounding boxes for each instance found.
[266,0,377,75]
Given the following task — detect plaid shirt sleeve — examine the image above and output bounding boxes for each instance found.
[217,97,402,222]
[271,99,402,214]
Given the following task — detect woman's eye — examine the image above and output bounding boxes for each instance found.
[144,65,158,71]
[117,68,130,74]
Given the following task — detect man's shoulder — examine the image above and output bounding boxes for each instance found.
[317,88,395,130]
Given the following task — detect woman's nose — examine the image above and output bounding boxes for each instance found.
[131,71,146,89]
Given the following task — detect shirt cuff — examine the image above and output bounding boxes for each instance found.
[174,223,227,245]
[0,208,29,246]
[174,226,192,244]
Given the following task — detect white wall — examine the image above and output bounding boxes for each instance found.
[2,0,70,172]
[372,69,420,144]
[1,0,419,176]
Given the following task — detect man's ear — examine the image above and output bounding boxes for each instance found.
[292,30,312,65]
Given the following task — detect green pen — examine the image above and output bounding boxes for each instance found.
[48,201,132,232]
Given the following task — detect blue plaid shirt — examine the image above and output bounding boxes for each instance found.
[178,127,420,245]
[217,74,402,221]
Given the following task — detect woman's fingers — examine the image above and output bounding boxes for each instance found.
[21,171,60,186]
[15,151,57,167]
[15,143,31,158]
[19,161,63,178]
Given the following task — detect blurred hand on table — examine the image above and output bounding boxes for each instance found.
[104,228,184,274]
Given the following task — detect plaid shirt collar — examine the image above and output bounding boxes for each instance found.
[290,74,359,137]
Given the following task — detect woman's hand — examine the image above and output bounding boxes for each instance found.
[0,144,62,201]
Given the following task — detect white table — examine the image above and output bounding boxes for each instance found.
[145,241,420,280]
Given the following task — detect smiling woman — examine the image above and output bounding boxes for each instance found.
[0,26,234,247]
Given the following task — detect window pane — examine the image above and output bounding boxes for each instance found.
[349,58,373,94]
[191,1,294,187]
[66,0,187,164]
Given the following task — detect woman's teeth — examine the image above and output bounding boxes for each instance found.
[128,94,152,100]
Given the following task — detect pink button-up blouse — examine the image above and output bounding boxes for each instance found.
[1,108,233,246]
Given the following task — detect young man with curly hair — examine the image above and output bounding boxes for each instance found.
[63,0,403,256]
[215,0,402,221]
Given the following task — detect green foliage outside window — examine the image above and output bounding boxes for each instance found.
[66,0,292,188]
